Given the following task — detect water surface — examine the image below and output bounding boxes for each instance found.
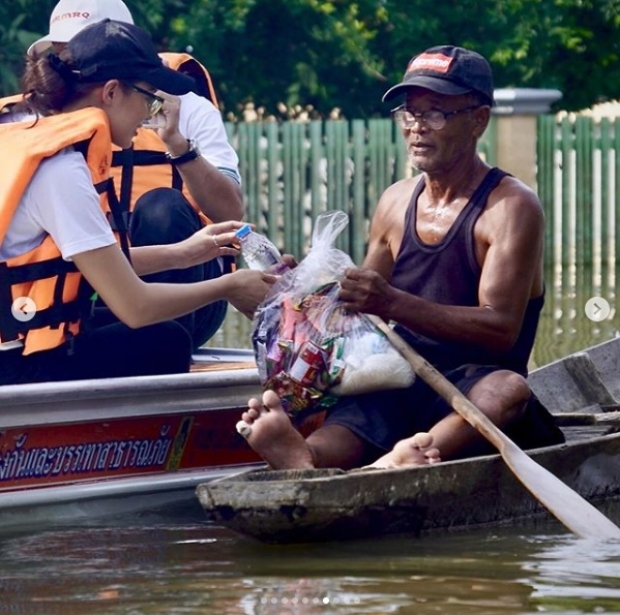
[2,515,620,614]
[1,261,619,614]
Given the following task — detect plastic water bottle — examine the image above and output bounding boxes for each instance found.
[235,224,288,273]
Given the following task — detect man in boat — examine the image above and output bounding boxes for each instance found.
[238,45,565,469]
[12,0,243,351]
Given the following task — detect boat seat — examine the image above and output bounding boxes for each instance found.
[529,339,620,414]
[563,352,618,406]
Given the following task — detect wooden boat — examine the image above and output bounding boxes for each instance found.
[0,347,266,531]
[196,336,620,543]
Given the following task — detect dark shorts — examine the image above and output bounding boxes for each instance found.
[323,364,565,459]
[0,319,192,386]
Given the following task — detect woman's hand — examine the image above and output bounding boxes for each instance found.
[177,220,246,268]
[223,269,278,319]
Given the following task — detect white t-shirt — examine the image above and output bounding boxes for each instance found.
[0,92,239,262]
[178,92,241,186]
[0,148,116,261]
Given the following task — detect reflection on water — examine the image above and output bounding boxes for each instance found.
[210,261,619,369]
[525,535,620,613]
[2,509,620,614]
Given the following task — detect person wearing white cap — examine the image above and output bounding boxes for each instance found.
[27,0,134,55]
[0,19,273,385]
[22,0,244,351]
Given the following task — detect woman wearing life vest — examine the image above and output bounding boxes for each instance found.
[0,19,274,385]
[22,0,244,351]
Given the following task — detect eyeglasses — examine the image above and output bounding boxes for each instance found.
[391,104,482,131]
[130,83,164,118]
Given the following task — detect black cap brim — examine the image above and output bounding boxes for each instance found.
[142,65,196,96]
[382,75,472,103]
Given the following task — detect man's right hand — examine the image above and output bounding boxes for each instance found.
[338,267,397,320]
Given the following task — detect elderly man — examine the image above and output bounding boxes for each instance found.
[237,45,564,470]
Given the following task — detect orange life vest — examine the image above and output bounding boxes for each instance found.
[0,108,120,355]
[110,53,218,227]
[0,53,218,229]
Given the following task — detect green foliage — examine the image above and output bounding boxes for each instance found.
[0,0,52,95]
[2,0,620,115]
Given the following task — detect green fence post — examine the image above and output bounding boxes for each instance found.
[537,115,556,266]
[599,117,611,279]
[560,116,573,267]
[351,119,367,265]
[575,116,594,265]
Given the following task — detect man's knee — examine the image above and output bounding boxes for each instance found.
[468,370,531,425]
[131,188,201,245]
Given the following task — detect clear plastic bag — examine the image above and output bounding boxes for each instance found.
[252,211,415,419]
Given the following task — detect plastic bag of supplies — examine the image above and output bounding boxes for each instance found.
[251,211,415,419]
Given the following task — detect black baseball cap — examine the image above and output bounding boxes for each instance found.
[66,19,195,95]
[382,45,494,106]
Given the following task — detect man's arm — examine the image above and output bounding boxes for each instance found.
[157,92,244,222]
[339,177,544,353]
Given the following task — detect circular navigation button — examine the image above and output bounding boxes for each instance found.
[585,297,611,322]
[11,297,37,323]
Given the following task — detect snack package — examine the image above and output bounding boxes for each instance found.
[252,211,415,419]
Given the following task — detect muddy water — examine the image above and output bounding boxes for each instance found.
[1,509,620,614]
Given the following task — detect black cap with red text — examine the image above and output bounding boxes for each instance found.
[382,45,494,106]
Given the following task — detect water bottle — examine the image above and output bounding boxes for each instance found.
[235,224,288,273]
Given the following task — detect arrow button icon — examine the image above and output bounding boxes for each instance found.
[11,297,37,323]
[585,297,611,322]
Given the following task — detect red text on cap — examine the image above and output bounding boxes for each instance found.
[51,11,91,24]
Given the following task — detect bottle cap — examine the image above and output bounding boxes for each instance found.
[235,224,252,240]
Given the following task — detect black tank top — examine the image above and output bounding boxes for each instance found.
[391,167,543,374]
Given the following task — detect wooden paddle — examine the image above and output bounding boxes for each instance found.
[367,314,620,540]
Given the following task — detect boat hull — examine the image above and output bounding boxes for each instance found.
[0,350,265,530]
[196,431,620,543]
[196,337,620,543]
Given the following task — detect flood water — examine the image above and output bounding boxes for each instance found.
[2,512,620,614]
[1,262,619,614]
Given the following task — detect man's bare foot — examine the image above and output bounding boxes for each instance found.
[367,432,441,469]
[236,390,315,470]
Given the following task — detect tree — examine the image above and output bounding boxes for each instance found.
[2,0,620,115]
[0,0,50,95]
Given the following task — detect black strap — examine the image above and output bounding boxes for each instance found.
[113,149,168,167]
[111,147,185,195]
[95,177,131,261]
[0,262,19,342]
[0,259,81,343]
[4,300,82,335]
[0,257,76,284]
[112,148,135,219]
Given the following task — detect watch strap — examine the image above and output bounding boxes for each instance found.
[165,140,200,166]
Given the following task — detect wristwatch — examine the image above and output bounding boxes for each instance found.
[165,139,200,166]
